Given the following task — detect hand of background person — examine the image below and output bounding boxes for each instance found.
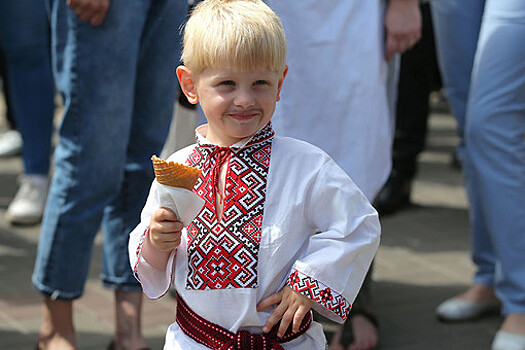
[67,0,109,26]
[384,0,421,61]
[148,207,183,252]
[257,285,313,338]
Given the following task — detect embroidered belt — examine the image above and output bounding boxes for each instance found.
[175,293,312,350]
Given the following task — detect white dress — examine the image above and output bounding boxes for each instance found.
[266,0,391,200]
[129,124,380,349]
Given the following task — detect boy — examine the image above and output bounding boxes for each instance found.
[128,0,380,348]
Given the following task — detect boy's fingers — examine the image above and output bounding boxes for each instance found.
[151,233,181,251]
[159,220,183,233]
[256,291,282,311]
[262,303,285,333]
[157,231,181,242]
[158,207,179,221]
[277,307,296,337]
[173,221,184,231]
[292,307,309,333]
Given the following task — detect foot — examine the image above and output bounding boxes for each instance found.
[436,284,500,322]
[330,314,378,350]
[6,174,49,225]
[492,315,525,350]
[37,334,76,350]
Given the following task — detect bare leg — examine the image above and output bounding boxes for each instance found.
[37,298,76,350]
[111,290,148,350]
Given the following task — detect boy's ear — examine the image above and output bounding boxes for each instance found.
[276,65,288,102]
[176,65,199,104]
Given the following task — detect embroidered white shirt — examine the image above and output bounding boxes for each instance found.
[129,124,380,349]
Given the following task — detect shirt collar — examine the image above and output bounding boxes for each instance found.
[195,122,275,150]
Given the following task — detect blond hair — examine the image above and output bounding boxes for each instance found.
[181,0,286,73]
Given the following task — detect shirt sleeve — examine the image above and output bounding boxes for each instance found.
[286,158,380,323]
[128,180,176,299]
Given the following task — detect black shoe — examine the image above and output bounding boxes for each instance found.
[451,151,462,170]
[373,172,412,216]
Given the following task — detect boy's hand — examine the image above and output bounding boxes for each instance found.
[149,207,183,252]
[67,0,109,26]
[257,285,313,338]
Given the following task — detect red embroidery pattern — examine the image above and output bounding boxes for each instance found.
[132,227,149,283]
[287,270,351,322]
[184,124,274,290]
[175,293,311,349]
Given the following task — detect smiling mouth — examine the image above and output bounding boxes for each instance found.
[227,110,260,120]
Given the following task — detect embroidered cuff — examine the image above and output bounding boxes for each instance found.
[133,227,149,282]
[287,269,351,322]
[133,226,176,299]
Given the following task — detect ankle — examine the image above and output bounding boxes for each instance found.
[38,332,76,350]
[460,284,497,302]
[114,291,147,349]
[501,314,525,335]
[40,298,76,348]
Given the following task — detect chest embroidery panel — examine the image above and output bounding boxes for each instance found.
[184,135,273,290]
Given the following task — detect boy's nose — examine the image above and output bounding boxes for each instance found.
[233,90,255,108]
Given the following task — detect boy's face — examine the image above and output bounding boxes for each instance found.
[178,65,287,146]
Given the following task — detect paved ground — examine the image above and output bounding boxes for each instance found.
[0,101,503,349]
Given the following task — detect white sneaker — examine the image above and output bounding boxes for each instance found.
[436,297,501,322]
[492,331,525,350]
[0,130,23,157]
[6,175,49,225]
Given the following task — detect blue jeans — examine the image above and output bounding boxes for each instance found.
[32,0,188,300]
[431,0,484,163]
[0,0,55,175]
[433,0,525,315]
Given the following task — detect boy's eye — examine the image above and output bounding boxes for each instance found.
[220,80,235,86]
[254,80,269,86]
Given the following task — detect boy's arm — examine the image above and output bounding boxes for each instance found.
[128,182,178,300]
[286,158,381,324]
[140,233,172,271]
[142,207,183,270]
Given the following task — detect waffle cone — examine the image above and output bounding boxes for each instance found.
[151,155,201,190]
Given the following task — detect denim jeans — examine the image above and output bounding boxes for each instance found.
[431,0,484,163]
[465,0,525,315]
[433,0,525,315]
[32,0,188,300]
[0,0,55,175]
